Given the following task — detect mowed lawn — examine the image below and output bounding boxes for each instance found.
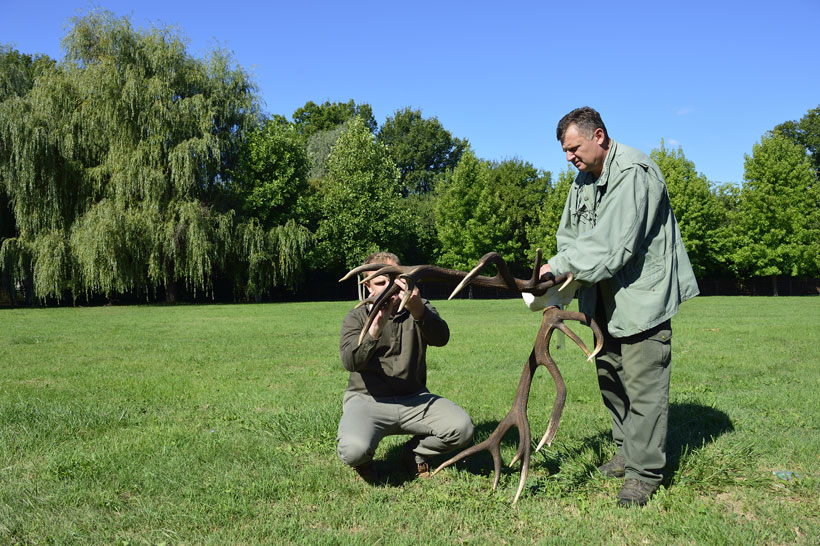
[1,296,818,544]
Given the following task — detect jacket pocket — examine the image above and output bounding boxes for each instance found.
[615,252,664,290]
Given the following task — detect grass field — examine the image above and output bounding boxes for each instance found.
[1,296,819,544]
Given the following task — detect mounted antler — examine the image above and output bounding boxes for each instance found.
[339,250,603,502]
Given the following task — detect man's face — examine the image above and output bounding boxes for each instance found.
[364,259,397,298]
[561,124,607,177]
[365,273,391,297]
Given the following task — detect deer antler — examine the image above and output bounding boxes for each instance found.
[431,306,603,503]
[338,250,569,344]
[339,250,603,502]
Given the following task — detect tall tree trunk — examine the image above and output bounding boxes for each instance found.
[165,279,178,303]
[771,274,779,296]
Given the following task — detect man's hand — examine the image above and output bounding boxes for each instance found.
[538,263,552,282]
[366,276,424,340]
[367,299,393,340]
[395,277,424,320]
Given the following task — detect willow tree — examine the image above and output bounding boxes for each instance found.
[0,10,260,301]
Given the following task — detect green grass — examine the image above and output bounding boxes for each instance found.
[1,297,819,544]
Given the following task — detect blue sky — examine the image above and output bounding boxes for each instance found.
[2,0,819,185]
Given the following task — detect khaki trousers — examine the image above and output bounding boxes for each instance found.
[336,390,474,467]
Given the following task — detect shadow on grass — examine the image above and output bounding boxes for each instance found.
[664,401,734,483]
[373,401,734,490]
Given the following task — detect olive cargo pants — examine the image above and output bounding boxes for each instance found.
[595,319,672,485]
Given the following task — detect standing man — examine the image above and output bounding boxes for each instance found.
[539,107,699,506]
[337,252,474,483]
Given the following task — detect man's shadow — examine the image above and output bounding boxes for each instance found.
[662,401,734,484]
[379,401,733,488]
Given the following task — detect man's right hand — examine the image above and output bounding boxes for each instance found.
[367,304,389,340]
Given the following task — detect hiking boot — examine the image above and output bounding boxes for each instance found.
[353,461,378,484]
[598,454,626,478]
[616,478,658,507]
[401,444,431,479]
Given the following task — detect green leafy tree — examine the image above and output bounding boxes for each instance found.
[375,107,467,195]
[526,167,574,260]
[435,152,546,273]
[305,120,350,183]
[0,45,56,101]
[236,218,312,301]
[480,158,550,273]
[0,10,261,302]
[775,105,820,179]
[234,120,310,228]
[729,131,820,293]
[293,99,376,138]
[313,116,406,271]
[1,46,58,298]
[651,140,725,277]
[709,182,741,276]
[402,193,439,266]
[230,118,314,297]
[434,150,490,271]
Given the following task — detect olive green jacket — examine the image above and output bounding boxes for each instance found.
[547,140,699,337]
[339,300,449,397]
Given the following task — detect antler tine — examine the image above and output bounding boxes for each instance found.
[396,273,417,313]
[358,264,413,285]
[534,308,604,453]
[529,248,543,286]
[356,278,403,345]
[338,262,394,283]
[448,252,520,299]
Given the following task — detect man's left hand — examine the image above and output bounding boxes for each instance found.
[395,278,424,320]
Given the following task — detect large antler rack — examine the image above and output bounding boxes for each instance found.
[339,249,603,502]
[338,250,572,343]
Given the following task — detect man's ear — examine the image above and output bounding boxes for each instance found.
[593,127,606,145]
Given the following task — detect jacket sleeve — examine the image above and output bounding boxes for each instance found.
[339,308,380,372]
[548,165,660,284]
[415,301,450,347]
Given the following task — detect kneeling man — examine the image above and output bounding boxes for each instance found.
[336,252,474,482]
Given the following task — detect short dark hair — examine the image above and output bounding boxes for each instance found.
[556,106,608,142]
[364,251,400,266]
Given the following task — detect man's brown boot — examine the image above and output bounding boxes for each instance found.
[598,454,626,478]
[401,444,431,479]
[616,478,658,507]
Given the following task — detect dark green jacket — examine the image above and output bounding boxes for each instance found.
[339,300,449,397]
[547,140,699,337]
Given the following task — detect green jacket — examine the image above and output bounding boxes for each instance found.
[339,300,449,397]
[547,140,699,337]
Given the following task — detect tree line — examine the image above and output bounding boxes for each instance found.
[1,10,819,304]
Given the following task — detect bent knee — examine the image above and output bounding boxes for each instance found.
[444,416,474,449]
[336,436,372,467]
[457,419,475,447]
